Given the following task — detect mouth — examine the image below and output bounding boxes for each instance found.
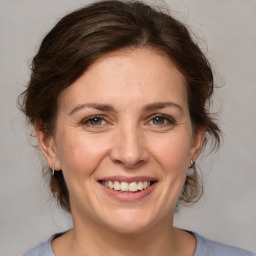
[98,176,157,201]
[99,180,156,193]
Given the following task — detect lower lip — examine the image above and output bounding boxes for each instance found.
[100,182,157,202]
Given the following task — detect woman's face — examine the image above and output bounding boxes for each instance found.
[39,48,204,233]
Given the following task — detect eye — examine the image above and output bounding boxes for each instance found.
[148,114,175,126]
[82,116,106,126]
[152,116,166,125]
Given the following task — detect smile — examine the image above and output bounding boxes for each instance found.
[98,176,157,201]
[101,180,151,192]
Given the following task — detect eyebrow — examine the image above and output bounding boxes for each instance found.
[142,102,184,114]
[69,101,184,116]
[69,103,115,116]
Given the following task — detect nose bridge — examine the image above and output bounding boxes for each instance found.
[110,118,148,168]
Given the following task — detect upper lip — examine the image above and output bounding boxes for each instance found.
[98,176,157,183]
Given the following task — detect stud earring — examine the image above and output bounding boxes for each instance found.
[52,164,55,175]
[189,160,195,169]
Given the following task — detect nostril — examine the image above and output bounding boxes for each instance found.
[113,158,146,169]
[113,159,123,165]
[109,137,149,168]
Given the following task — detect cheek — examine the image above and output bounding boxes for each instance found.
[149,132,192,172]
[55,132,109,176]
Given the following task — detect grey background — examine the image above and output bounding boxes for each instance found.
[0,0,255,255]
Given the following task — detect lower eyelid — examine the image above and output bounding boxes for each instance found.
[81,116,106,125]
[150,115,175,124]
[81,115,175,126]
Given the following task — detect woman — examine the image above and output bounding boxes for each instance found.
[20,1,255,255]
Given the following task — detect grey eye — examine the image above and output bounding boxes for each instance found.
[152,116,166,125]
[89,117,104,125]
[82,116,106,126]
[148,114,176,127]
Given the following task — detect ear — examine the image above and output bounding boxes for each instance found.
[189,128,205,164]
[34,121,61,171]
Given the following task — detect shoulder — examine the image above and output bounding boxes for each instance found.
[22,233,60,256]
[23,241,51,256]
[191,231,256,256]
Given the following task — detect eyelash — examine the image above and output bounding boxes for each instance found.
[81,114,175,128]
[81,115,107,127]
[148,114,176,127]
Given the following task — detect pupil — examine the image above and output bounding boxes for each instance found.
[154,117,164,125]
[92,118,102,125]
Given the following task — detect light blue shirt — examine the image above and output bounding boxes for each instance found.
[23,231,256,256]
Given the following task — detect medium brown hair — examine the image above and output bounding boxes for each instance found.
[19,0,221,212]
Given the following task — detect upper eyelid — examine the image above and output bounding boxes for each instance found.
[148,113,176,122]
[81,115,107,124]
[80,113,176,124]
[149,113,173,118]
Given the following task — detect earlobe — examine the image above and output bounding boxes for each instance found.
[34,121,61,171]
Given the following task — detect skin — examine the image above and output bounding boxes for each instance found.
[35,47,205,256]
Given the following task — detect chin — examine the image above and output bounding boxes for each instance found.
[99,208,159,235]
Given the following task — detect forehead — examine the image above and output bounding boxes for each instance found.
[58,47,188,112]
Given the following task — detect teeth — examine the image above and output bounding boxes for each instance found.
[114,181,120,191]
[120,182,129,191]
[102,180,152,192]
[129,182,137,192]
[109,181,114,189]
[137,181,144,190]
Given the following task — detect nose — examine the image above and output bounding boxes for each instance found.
[109,125,149,169]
